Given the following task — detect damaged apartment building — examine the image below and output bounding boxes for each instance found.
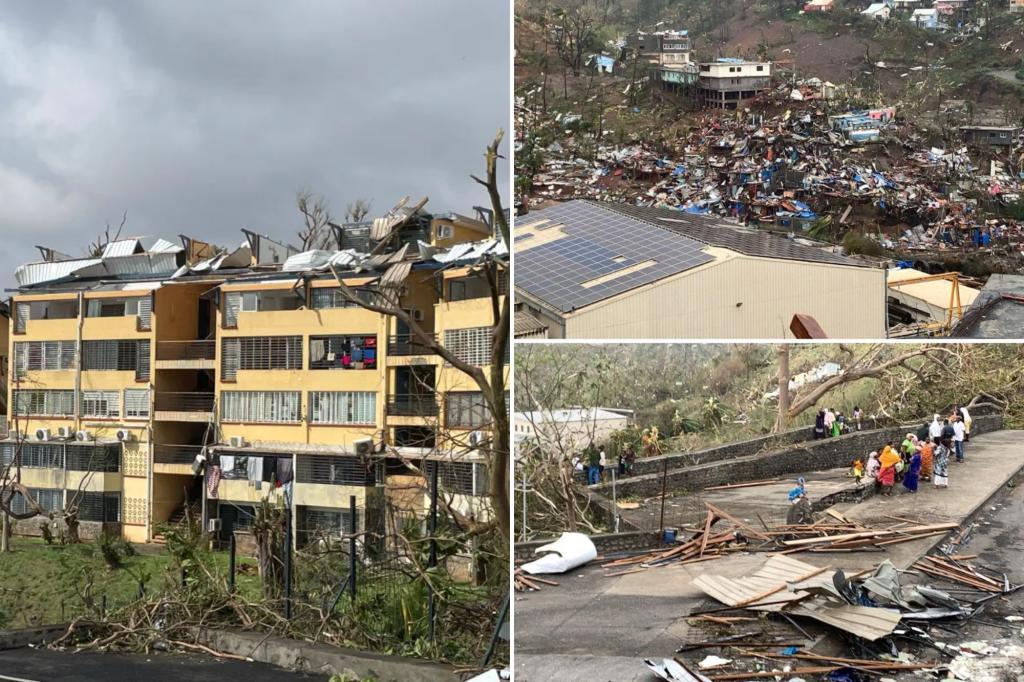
[1,201,507,554]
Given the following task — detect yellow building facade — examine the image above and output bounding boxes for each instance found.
[3,230,506,550]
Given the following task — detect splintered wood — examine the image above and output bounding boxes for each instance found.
[514,569,558,592]
[602,502,961,574]
[912,555,1008,592]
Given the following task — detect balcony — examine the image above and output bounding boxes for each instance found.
[154,392,215,423]
[155,340,216,370]
[388,334,439,364]
[386,394,439,425]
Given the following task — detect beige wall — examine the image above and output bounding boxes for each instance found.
[561,253,885,339]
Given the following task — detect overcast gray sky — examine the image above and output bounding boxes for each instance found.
[0,1,510,289]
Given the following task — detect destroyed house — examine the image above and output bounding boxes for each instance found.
[959,126,1021,148]
[696,59,772,110]
[3,209,507,548]
[627,30,691,67]
[514,200,885,339]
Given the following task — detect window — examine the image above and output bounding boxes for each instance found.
[81,390,120,418]
[444,327,507,366]
[221,391,301,423]
[296,505,359,546]
[13,390,75,417]
[296,455,376,485]
[436,224,454,239]
[309,287,376,309]
[18,299,79,326]
[309,335,377,370]
[66,444,121,472]
[221,336,302,380]
[75,491,121,522]
[124,389,150,419]
[223,292,241,328]
[309,391,376,425]
[8,488,63,515]
[756,65,764,71]
[0,442,64,468]
[424,461,489,496]
[82,340,150,379]
[448,270,508,302]
[446,392,491,428]
[14,341,76,376]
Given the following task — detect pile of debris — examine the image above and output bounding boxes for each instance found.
[642,549,1022,681]
[597,504,959,574]
[516,90,1024,264]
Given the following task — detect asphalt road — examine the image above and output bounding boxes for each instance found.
[0,648,325,681]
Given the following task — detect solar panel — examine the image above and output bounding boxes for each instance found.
[514,201,715,313]
[599,202,861,267]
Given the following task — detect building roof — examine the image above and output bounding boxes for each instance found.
[887,267,980,313]
[514,200,714,314]
[951,274,1024,339]
[598,202,863,268]
[514,309,548,337]
[515,408,629,425]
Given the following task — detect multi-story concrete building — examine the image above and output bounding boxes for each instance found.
[696,59,773,110]
[2,209,507,550]
[627,30,691,68]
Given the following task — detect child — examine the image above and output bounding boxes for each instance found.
[850,458,864,479]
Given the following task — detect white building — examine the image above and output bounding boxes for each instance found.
[514,408,632,453]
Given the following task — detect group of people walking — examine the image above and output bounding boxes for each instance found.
[814,406,864,439]
[862,406,972,496]
[572,444,637,485]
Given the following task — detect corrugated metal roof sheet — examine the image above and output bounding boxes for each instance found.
[432,238,507,264]
[102,239,143,258]
[693,555,901,641]
[15,258,103,287]
[281,249,359,272]
[149,238,183,253]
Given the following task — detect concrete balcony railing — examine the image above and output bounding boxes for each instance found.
[387,394,439,417]
[155,340,216,369]
[154,392,215,422]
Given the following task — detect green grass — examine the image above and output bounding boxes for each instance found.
[0,537,260,628]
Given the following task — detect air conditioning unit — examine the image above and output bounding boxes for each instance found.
[228,435,247,448]
[57,426,73,439]
[116,429,134,443]
[469,431,486,447]
[354,437,374,456]
[34,428,51,442]
[207,518,222,533]
[410,308,425,322]
[75,430,92,442]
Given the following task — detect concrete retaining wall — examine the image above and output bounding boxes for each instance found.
[514,530,662,561]
[598,413,1003,499]
[194,628,458,682]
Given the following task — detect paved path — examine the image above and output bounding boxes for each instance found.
[0,648,323,681]
[515,429,1024,682]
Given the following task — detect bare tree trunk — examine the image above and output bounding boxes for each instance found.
[775,344,791,433]
[1,513,10,553]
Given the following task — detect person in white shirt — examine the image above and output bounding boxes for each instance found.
[960,406,972,439]
[952,418,966,462]
[928,414,943,443]
[598,448,607,482]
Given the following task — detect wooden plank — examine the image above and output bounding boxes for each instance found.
[732,565,830,608]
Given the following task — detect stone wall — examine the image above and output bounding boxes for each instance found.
[514,529,662,561]
[10,517,119,542]
[598,413,1003,499]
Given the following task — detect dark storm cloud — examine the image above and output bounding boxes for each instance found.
[0,0,509,286]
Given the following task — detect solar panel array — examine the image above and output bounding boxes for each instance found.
[600,202,861,267]
[514,201,714,313]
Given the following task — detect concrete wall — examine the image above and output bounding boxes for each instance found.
[515,530,662,561]
[602,413,1003,498]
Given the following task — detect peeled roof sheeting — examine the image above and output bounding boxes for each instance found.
[101,239,143,258]
[15,258,103,287]
[149,238,183,253]
[432,238,507,264]
[599,202,864,268]
[514,200,714,314]
[281,249,359,272]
